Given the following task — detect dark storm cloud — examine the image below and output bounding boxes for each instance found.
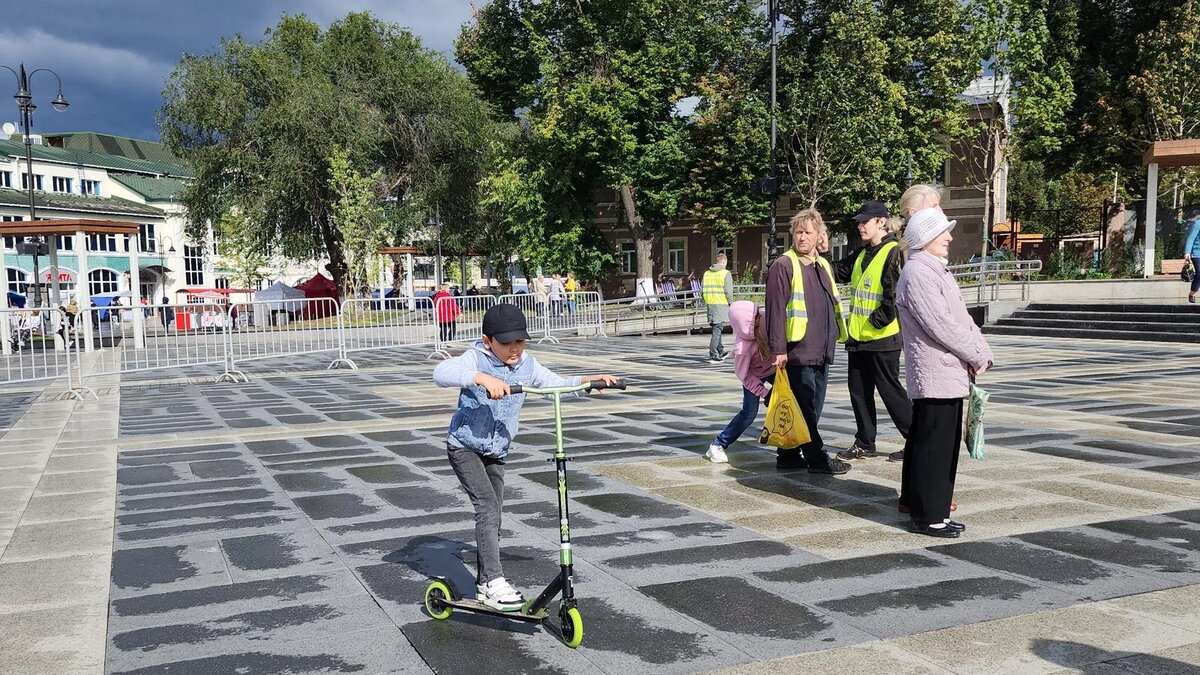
[0,1,474,140]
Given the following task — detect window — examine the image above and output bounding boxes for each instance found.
[617,241,636,275]
[88,269,119,296]
[21,173,43,191]
[713,237,735,270]
[664,238,687,274]
[88,234,118,252]
[2,237,18,251]
[51,176,72,193]
[80,179,101,196]
[0,171,11,188]
[184,245,205,286]
[214,277,230,290]
[7,268,28,294]
[55,235,74,251]
[138,224,156,253]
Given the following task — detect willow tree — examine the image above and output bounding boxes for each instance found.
[160,12,497,294]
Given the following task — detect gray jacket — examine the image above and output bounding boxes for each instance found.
[704,266,733,325]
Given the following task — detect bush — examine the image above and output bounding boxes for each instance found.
[1048,248,1086,280]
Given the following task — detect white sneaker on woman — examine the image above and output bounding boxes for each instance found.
[705,443,729,464]
[477,577,525,612]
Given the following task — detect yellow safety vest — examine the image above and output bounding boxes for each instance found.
[701,269,730,305]
[783,249,847,343]
[848,242,900,342]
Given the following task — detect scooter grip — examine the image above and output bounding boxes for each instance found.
[588,378,626,391]
[508,384,523,395]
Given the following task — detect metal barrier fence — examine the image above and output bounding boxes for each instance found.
[0,307,94,399]
[80,302,240,382]
[227,297,352,377]
[0,293,611,393]
[545,291,606,339]
[498,293,556,345]
[341,297,437,359]
[431,295,498,359]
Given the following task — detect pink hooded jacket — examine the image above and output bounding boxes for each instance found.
[729,301,775,399]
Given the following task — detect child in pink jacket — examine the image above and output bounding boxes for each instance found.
[706,301,776,463]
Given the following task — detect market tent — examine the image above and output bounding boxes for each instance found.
[255,281,305,310]
[293,274,339,318]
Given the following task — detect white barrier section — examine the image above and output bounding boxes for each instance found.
[430,294,498,359]
[79,302,235,382]
[497,293,554,344]
[0,307,94,399]
[340,297,437,357]
[226,297,352,375]
[545,290,605,339]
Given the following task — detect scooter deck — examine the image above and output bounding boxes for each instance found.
[442,597,550,622]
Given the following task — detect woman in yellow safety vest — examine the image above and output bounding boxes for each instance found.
[829,199,913,465]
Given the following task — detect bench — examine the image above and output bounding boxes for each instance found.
[1161,258,1187,275]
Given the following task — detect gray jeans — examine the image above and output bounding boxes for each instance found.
[709,323,726,359]
[447,445,506,585]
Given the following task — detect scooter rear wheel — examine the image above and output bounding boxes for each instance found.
[425,580,454,620]
[560,606,584,648]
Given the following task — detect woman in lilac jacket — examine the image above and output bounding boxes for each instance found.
[895,207,994,538]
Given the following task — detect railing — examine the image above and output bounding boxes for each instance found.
[950,259,1043,303]
[0,307,94,400]
[432,295,498,359]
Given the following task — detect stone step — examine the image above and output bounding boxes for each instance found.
[1025,303,1199,314]
[1009,309,1200,325]
[995,317,1198,333]
[983,324,1200,343]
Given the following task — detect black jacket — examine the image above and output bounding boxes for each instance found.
[831,233,903,352]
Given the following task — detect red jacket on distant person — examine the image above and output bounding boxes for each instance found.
[434,290,460,323]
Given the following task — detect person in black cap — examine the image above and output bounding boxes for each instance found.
[829,199,913,462]
[432,303,618,612]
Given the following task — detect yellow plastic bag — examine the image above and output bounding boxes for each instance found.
[759,366,811,448]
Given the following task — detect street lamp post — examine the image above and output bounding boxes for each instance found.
[155,236,176,302]
[427,205,443,287]
[1,63,69,308]
[766,0,780,270]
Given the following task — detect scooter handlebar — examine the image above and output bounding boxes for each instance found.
[507,378,626,396]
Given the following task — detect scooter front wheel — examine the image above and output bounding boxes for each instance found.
[425,580,454,620]
[560,606,584,648]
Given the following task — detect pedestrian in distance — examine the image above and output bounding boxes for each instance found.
[706,300,775,464]
[765,208,852,475]
[1183,214,1200,303]
[434,283,460,343]
[829,200,913,463]
[702,253,733,363]
[432,303,619,610]
[564,273,578,316]
[896,207,994,538]
[549,273,566,319]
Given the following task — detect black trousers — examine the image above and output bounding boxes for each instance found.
[439,321,457,342]
[900,398,963,524]
[847,350,912,450]
[782,363,833,468]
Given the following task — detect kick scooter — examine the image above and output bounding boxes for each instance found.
[423,377,627,648]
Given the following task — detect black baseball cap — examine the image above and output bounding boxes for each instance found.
[482,303,531,343]
[853,200,890,221]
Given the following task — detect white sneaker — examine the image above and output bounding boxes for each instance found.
[477,577,525,612]
[705,443,729,464]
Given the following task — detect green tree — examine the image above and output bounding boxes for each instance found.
[215,211,274,289]
[778,1,907,215]
[1129,0,1200,142]
[459,0,762,289]
[328,146,389,297]
[160,13,497,294]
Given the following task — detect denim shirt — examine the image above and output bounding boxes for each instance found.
[432,341,581,458]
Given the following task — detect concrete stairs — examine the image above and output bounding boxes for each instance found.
[985,303,1200,343]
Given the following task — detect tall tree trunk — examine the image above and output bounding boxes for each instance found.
[619,184,657,297]
[318,215,348,299]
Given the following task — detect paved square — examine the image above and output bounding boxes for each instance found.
[1,334,1199,674]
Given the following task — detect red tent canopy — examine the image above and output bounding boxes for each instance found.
[294,274,339,318]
